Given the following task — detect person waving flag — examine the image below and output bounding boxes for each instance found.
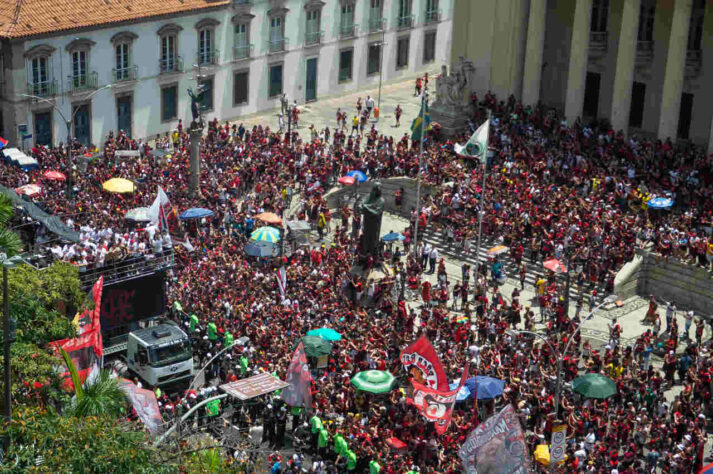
[454,119,490,161]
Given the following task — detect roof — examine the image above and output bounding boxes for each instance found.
[0,0,230,39]
[131,324,187,346]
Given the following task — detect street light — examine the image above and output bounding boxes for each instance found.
[507,293,616,473]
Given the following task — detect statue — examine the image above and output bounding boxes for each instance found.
[359,182,385,258]
[434,57,475,108]
[187,85,207,128]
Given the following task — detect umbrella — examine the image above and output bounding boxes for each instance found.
[244,241,279,257]
[381,232,405,242]
[448,379,472,402]
[350,371,396,394]
[346,170,368,183]
[124,207,151,222]
[300,336,333,357]
[15,184,41,197]
[543,258,567,274]
[700,462,713,474]
[533,444,567,466]
[338,176,356,186]
[486,245,509,256]
[648,197,674,209]
[43,170,66,181]
[179,207,214,220]
[102,178,135,194]
[571,373,617,399]
[463,376,506,400]
[307,327,342,341]
[250,226,281,243]
[255,212,282,225]
[455,315,469,324]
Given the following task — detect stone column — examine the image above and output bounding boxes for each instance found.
[610,0,641,134]
[521,0,547,106]
[708,117,713,155]
[564,0,594,124]
[189,126,203,197]
[657,0,693,141]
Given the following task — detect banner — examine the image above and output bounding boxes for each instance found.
[409,363,468,435]
[550,423,567,464]
[276,266,287,302]
[400,335,449,391]
[458,405,531,474]
[118,379,163,433]
[148,186,181,238]
[281,342,313,411]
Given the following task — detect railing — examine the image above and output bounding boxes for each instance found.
[340,23,357,38]
[197,49,220,66]
[305,30,324,46]
[636,40,654,63]
[425,9,441,23]
[77,248,174,290]
[67,71,98,93]
[269,37,288,53]
[368,17,385,33]
[588,31,608,52]
[233,44,253,60]
[397,15,414,29]
[26,80,58,98]
[159,56,183,74]
[112,65,138,83]
[686,49,702,76]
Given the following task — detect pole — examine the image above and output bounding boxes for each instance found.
[66,120,72,199]
[376,26,385,118]
[473,112,491,280]
[154,393,228,447]
[3,266,10,442]
[187,340,240,392]
[563,247,572,319]
[411,92,426,255]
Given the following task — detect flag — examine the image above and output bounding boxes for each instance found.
[282,342,313,411]
[410,100,431,142]
[0,136,7,150]
[400,335,449,391]
[276,266,287,302]
[148,186,179,236]
[458,405,531,474]
[408,362,469,435]
[118,380,163,433]
[454,119,489,160]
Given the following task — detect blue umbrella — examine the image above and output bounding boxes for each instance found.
[449,379,472,402]
[346,170,368,183]
[648,197,674,209]
[381,232,405,242]
[179,207,214,220]
[244,241,279,257]
[463,376,506,400]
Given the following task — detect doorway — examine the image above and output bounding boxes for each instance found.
[34,111,52,146]
[628,82,646,128]
[583,72,601,119]
[306,58,317,102]
[117,96,132,137]
[677,93,693,140]
[73,104,91,146]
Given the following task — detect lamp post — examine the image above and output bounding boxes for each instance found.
[508,294,615,473]
[376,25,386,122]
[411,91,427,255]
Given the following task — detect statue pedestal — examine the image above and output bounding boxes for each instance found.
[430,103,469,137]
[189,126,203,198]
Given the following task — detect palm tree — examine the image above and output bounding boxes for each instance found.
[70,369,128,418]
[0,194,23,258]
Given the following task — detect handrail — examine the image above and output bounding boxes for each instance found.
[77,248,174,289]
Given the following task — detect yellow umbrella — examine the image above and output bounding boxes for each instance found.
[102,178,135,194]
[486,245,509,256]
[533,444,567,466]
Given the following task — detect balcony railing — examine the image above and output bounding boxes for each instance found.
[305,30,324,46]
[589,31,608,52]
[233,44,254,60]
[26,80,57,98]
[636,40,654,64]
[340,23,357,38]
[686,49,702,77]
[197,49,220,66]
[368,17,385,33]
[425,9,441,23]
[269,37,288,53]
[397,15,414,29]
[112,65,138,83]
[67,71,98,93]
[159,56,183,74]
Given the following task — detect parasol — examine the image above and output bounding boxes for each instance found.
[346,170,368,183]
[43,170,66,181]
[648,197,674,209]
[300,336,333,357]
[255,212,282,225]
[179,208,214,220]
[350,371,396,394]
[571,373,617,399]
[102,178,135,194]
[543,258,567,274]
[338,176,356,186]
[381,232,405,242]
[244,241,279,257]
[250,226,281,243]
[463,376,506,400]
[306,327,343,341]
[15,184,42,197]
[124,207,151,222]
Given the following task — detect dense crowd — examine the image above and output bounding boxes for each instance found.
[2,86,713,472]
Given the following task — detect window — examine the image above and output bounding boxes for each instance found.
[396,36,409,69]
[31,57,49,92]
[161,35,177,72]
[115,43,130,80]
[367,43,381,75]
[637,3,655,42]
[199,77,214,111]
[398,0,412,27]
[687,1,704,51]
[423,31,436,63]
[339,49,353,82]
[72,51,87,81]
[27,46,54,97]
[270,16,285,51]
[269,63,283,97]
[161,85,178,122]
[235,23,250,59]
[590,0,609,33]
[199,29,213,65]
[425,0,439,22]
[341,3,355,37]
[306,10,321,45]
[234,71,249,105]
[369,0,383,31]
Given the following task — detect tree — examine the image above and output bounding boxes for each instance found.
[9,293,76,346]
[7,262,85,315]
[68,369,128,419]
[0,193,22,258]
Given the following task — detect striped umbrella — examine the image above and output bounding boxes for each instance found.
[250,226,281,243]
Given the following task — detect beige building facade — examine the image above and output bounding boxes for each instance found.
[451,0,713,153]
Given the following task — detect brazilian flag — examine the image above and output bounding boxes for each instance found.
[410,101,431,142]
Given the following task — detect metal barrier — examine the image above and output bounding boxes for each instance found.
[78,248,174,289]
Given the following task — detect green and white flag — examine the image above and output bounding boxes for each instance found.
[454,119,489,160]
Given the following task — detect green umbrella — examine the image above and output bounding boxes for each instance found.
[250,226,281,243]
[571,373,617,399]
[300,336,333,357]
[306,327,343,341]
[351,371,396,394]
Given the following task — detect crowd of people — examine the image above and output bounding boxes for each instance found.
[2,83,713,472]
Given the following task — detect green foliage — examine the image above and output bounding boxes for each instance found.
[7,262,84,314]
[60,348,84,401]
[0,194,22,258]
[0,343,67,411]
[9,293,76,346]
[69,370,127,419]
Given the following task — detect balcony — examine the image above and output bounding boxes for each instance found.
[397,15,414,29]
[197,49,220,66]
[686,49,702,77]
[340,23,358,38]
[305,30,324,47]
[159,56,183,74]
[233,44,254,60]
[368,17,385,33]
[269,37,288,53]
[588,31,608,54]
[425,9,441,23]
[112,65,138,83]
[67,72,98,93]
[26,80,57,98]
[635,40,654,65]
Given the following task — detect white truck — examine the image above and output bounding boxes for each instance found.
[125,324,195,387]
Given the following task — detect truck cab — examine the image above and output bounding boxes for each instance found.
[126,324,194,387]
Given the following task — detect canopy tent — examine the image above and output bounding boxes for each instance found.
[0,185,80,242]
[2,148,38,171]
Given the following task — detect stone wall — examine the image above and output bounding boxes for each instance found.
[614,248,713,316]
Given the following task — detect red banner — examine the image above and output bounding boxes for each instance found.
[282,342,313,411]
[409,363,469,435]
[400,335,449,391]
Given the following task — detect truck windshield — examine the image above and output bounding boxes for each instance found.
[149,339,191,367]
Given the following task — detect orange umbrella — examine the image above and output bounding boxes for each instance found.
[256,212,282,225]
[43,170,66,181]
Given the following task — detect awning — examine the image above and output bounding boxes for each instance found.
[0,185,80,242]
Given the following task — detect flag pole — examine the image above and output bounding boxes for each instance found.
[412,91,426,256]
[473,111,491,283]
